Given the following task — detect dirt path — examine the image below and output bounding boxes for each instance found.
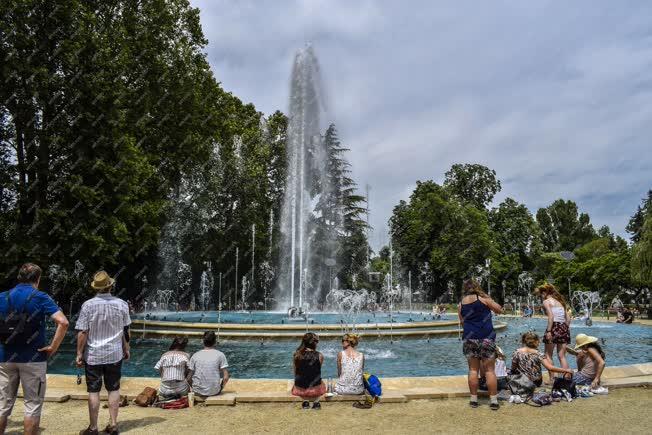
[4,387,651,434]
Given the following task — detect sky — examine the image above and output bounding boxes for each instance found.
[191,0,652,250]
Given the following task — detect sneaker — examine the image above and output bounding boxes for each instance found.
[103,424,119,435]
[312,402,321,410]
[469,400,479,408]
[79,428,99,435]
[591,386,609,395]
[302,401,310,409]
[490,402,500,411]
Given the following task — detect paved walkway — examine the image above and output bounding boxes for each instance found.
[35,362,652,405]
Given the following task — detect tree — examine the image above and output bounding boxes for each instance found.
[443,163,501,209]
[626,189,652,243]
[489,198,540,301]
[632,211,652,287]
[310,124,369,301]
[536,199,596,252]
[390,180,496,300]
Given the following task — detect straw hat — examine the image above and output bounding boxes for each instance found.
[91,271,115,291]
[574,333,598,351]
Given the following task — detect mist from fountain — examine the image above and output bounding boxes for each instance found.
[277,45,331,310]
[571,290,602,326]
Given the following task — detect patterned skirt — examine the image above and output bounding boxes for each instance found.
[292,381,327,399]
[543,322,570,344]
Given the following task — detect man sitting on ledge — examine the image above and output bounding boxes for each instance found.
[188,331,230,400]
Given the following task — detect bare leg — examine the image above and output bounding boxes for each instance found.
[467,358,480,396]
[23,416,40,435]
[88,392,100,431]
[557,344,569,370]
[544,341,555,382]
[107,390,120,427]
[0,416,7,434]
[482,359,498,397]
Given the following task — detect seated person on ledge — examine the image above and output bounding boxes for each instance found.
[335,333,365,395]
[480,346,509,391]
[155,337,190,400]
[511,332,572,387]
[188,331,230,398]
[572,334,606,388]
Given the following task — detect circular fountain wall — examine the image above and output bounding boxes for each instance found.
[130,310,488,339]
[46,316,651,379]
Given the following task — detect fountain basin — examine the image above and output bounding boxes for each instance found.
[131,311,493,339]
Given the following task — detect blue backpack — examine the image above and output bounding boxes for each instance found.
[363,373,382,397]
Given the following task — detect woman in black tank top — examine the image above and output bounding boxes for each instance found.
[291,332,327,409]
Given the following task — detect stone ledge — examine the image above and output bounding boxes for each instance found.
[16,390,70,403]
[201,393,236,406]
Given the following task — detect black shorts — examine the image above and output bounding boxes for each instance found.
[85,360,123,393]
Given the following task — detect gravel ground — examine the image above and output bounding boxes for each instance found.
[3,387,650,434]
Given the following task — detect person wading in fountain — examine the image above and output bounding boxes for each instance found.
[0,263,69,435]
[458,279,503,410]
[76,271,131,435]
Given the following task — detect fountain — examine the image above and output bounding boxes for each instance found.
[571,290,602,326]
[199,264,213,311]
[278,45,333,310]
[518,272,534,316]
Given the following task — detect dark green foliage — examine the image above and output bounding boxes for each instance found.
[443,163,501,209]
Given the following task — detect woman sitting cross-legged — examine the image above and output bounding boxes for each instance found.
[155,337,191,400]
[292,332,327,409]
[511,332,573,387]
[572,334,606,389]
[335,333,365,395]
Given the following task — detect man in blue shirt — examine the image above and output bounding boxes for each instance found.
[0,263,69,435]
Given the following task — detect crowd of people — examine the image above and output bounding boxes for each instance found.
[459,279,608,410]
[0,263,633,434]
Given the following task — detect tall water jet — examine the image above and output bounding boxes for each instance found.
[278,45,328,309]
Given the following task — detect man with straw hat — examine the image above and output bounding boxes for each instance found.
[75,271,131,435]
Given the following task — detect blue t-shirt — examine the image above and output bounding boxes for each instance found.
[0,284,61,363]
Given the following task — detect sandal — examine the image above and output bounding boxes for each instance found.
[104,423,119,435]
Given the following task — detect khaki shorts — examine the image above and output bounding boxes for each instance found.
[0,362,47,417]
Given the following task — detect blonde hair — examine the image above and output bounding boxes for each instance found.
[535,283,568,309]
[521,331,540,349]
[343,333,360,347]
[462,279,488,298]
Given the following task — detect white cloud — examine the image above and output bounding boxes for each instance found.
[191,0,652,248]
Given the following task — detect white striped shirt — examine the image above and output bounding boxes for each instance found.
[75,293,131,365]
[155,351,190,381]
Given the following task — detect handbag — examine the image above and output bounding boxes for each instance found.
[552,376,577,398]
[363,373,382,398]
[134,387,158,407]
[507,374,536,397]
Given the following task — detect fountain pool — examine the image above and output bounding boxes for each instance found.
[46,317,651,379]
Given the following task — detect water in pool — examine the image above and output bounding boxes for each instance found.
[47,317,651,379]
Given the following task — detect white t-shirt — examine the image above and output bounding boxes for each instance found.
[189,348,229,396]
